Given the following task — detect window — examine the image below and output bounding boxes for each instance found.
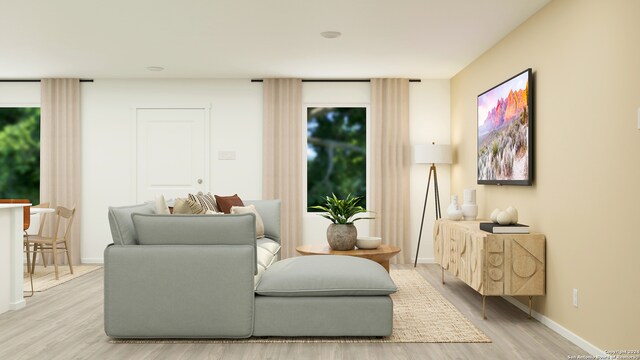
[307,107,367,210]
[0,107,41,202]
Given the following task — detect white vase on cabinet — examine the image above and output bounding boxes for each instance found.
[447,195,463,221]
[462,189,478,221]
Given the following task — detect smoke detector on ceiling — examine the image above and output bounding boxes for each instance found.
[320,31,341,39]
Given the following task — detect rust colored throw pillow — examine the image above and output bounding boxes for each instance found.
[214,194,244,214]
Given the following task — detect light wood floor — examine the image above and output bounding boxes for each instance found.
[0,264,587,360]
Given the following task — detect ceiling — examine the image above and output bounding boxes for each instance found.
[0,0,549,80]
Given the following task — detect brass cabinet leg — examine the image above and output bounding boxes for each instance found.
[528,296,533,319]
[441,266,445,285]
[482,295,487,320]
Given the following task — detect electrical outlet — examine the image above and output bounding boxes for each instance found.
[218,151,236,160]
[572,289,579,308]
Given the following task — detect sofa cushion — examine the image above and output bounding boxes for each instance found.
[255,263,268,286]
[132,213,256,246]
[255,255,397,297]
[257,238,281,256]
[108,202,156,245]
[254,238,280,286]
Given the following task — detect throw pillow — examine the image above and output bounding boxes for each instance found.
[188,192,218,212]
[230,204,265,238]
[172,198,192,214]
[214,194,244,214]
[186,198,208,214]
[154,194,171,215]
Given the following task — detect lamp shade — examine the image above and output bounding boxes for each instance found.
[414,144,452,164]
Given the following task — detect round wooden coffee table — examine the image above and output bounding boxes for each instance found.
[296,244,401,272]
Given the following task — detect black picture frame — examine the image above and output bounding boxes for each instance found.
[477,68,533,186]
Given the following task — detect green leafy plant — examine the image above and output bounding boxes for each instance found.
[309,193,374,224]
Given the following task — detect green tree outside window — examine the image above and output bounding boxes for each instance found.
[307,107,366,211]
[0,107,40,202]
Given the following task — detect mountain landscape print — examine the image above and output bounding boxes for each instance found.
[477,69,531,183]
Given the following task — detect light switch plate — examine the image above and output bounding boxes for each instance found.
[218,151,236,160]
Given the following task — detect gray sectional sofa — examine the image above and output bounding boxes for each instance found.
[105,199,397,338]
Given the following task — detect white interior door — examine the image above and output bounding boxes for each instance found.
[136,107,209,203]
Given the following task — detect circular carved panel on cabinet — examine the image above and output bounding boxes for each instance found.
[512,256,536,278]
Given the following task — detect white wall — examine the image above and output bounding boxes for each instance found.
[80,79,263,262]
[409,80,451,263]
[76,78,448,263]
[0,83,40,106]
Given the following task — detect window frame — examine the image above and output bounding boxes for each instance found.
[302,103,371,214]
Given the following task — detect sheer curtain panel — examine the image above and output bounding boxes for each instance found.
[370,78,411,264]
[262,79,303,259]
[40,79,81,265]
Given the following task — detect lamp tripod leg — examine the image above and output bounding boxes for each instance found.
[433,164,441,219]
[414,167,434,267]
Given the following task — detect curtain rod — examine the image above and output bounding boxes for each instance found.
[251,79,421,83]
[0,79,94,83]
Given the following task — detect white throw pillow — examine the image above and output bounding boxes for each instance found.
[154,194,171,215]
[230,204,265,238]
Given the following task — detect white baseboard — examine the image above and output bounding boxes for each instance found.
[81,258,104,265]
[10,299,26,310]
[414,257,435,264]
[502,296,607,357]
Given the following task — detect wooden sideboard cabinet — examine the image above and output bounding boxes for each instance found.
[433,219,545,319]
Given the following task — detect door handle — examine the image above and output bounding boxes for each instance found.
[197,179,203,184]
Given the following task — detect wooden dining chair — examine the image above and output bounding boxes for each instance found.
[30,202,51,269]
[27,206,76,280]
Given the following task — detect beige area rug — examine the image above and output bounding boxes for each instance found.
[23,265,102,292]
[112,269,490,344]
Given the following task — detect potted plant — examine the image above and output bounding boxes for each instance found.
[310,193,374,250]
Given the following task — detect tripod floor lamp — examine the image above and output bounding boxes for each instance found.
[414,143,452,267]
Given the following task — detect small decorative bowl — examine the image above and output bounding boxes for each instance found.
[356,236,382,249]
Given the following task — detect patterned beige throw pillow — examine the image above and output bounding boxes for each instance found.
[172,198,192,214]
[186,198,209,214]
[188,192,218,212]
[230,204,265,238]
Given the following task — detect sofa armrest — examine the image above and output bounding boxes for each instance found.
[104,244,255,338]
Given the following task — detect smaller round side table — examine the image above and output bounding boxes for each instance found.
[295,244,401,272]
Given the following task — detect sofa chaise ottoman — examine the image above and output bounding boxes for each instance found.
[104,199,397,338]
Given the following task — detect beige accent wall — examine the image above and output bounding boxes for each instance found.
[450,0,640,350]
